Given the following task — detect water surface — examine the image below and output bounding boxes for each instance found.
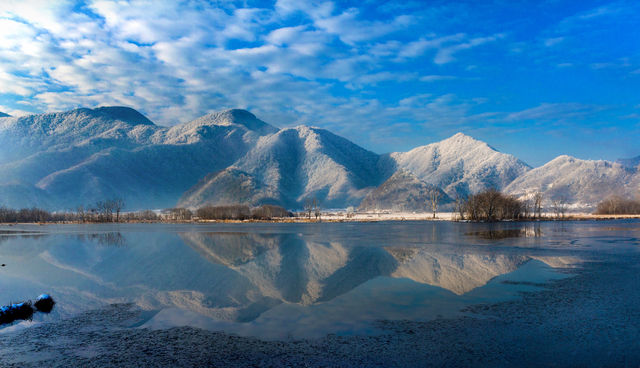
[0,220,637,339]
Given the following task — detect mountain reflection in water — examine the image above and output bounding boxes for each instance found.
[0,222,588,338]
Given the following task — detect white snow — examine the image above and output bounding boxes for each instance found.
[505,155,639,210]
[390,132,531,198]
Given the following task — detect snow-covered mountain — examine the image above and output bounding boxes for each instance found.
[179,125,388,209]
[389,133,531,198]
[1,106,637,211]
[505,155,638,209]
[358,169,452,212]
[0,107,276,209]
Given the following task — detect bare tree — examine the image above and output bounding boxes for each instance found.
[522,197,531,219]
[551,196,568,219]
[533,192,543,219]
[428,188,442,219]
[313,198,321,220]
[302,197,321,220]
[95,200,113,222]
[303,198,313,219]
[454,193,466,221]
[112,199,125,222]
[76,205,86,223]
[479,189,501,221]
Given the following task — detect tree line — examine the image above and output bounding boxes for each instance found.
[0,198,135,223]
[0,200,292,223]
[195,204,291,220]
[595,195,640,215]
[452,189,568,221]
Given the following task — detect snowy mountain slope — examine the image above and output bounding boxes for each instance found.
[0,107,158,164]
[178,168,284,208]
[390,133,531,198]
[0,112,10,117]
[0,107,277,209]
[35,127,263,209]
[505,155,638,209]
[0,183,51,209]
[180,125,387,208]
[156,109,278,145]
[358,169,452,211]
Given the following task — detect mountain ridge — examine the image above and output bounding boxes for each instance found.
[505,155,638,209]
[0,106,637,211]
[390,132,532,198]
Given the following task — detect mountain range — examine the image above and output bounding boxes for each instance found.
[0,106,638,211]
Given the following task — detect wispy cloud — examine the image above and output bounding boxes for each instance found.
[433,34,504,64]
[0,0,502,127]
[506,103,605,122]
[419,75,457,82]
[0,0,637,162]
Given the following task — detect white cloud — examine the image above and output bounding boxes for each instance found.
[397,34,464,59]
[433,34,504,64]
[0,0,507,142]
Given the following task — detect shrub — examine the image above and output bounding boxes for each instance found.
[463,189,523,221]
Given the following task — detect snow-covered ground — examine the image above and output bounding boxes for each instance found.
[319,211,458,221]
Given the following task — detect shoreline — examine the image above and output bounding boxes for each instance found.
[1,212,640,226]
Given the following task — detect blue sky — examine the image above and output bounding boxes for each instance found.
[0,0,638,166]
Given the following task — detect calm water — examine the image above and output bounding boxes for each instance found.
[0,220,638,339]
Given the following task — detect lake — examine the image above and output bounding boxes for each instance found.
[0,220,639,366]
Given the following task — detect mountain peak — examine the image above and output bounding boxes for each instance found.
[505,154,635,209]
[451,132,474,140]
[391,132,531,198]
[0,112,10,118]
[550,154,577,163]
[92,106,154,126]
[187,108,278,134]
[441,132,491,149]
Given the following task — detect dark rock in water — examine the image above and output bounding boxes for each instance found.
[0,301,34,325]
[0,294,55,326]
[34,294,55,313]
